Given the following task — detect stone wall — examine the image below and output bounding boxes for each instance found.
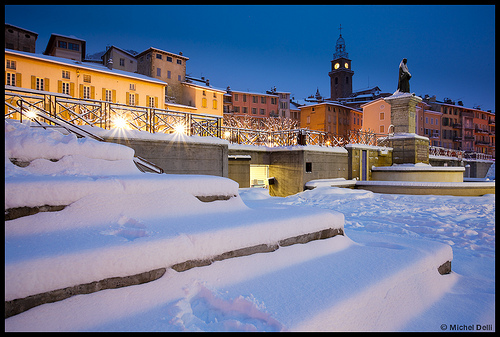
[346,145,392,181]
[104,137,228,177]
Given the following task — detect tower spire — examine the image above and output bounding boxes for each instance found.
[339,24,342,36]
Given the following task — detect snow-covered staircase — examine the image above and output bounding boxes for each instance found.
[5,119,454,330]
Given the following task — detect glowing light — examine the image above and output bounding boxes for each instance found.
[224,131,231,138]
[25,108,37,119]
[174,123,186,134]
[113,117,129,129]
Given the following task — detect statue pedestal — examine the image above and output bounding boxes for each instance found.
[384,92,429,164]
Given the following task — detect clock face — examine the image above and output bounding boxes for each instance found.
[345,62,349,69]
[334,63,340,69]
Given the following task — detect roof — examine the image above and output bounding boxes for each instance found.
[135,47,189,60]
[181,81,227,93]
[299,100,362,112]
[43,33,86,60]
[6,49,167,86]
[5,23,38,37]
[101,45,137,60]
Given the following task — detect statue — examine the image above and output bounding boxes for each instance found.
[397,58,411,93]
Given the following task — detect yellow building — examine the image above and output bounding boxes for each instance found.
[5,49,167,107]
[182,82,225,117]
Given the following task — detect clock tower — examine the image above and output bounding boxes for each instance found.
[329,25,354,101]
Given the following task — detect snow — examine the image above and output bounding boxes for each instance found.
[4,120,495,331]
[372,162,465,171]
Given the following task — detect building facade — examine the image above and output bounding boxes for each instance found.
[182,82,225,117]
[299,101,362,137]
[5,49,166,107]
[136,47,189,104]
[101,46,137,73]
[5,23,38,53]
[43,33,86,62]
[224,88,280,119]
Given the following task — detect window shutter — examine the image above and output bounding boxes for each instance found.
[70,82,75,97]
[58,80,63,93]
[91,86,95,99]
[16,73,22,87]
[126,92,130,105]
[146,95,150,107]
[79,84,84,98]
[31,75,36,89]
[112,90,116,103]
[102,88,107,101]
[135,93,139,106]
[44,78,50,91]
[154,96,158,108]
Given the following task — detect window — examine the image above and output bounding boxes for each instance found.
[62,82,70,95]
[260,109,265,115]
[335,77,338,85]
[62,70,70,79]
[307,116,310,124]
[120,58,125,67]
[130,83,136,91]
[156,53,162,59]
[425,117,428,124]
[167,56,172,62]
[252,108,257,114]
[253,96,258,103]
[129,93,135,106]
[261,97,266,104]
[234,106,240,113]
[6,60,16,70]
[305,162,312,173]
[148,96,156,107]
[243,94,247,102]
[105,89,112,102]
[58,41,67,49]
[68,43,79,51]
[243,107,247,114]
[234,94,238,101]
[213,99,217,109]
[167,70,171,79]
[346,77,349,84]
[203,90,206,96]
[177,59,182,65]
[380,125,384,133]
[202,98,207,108]
[6,72,16,86]
[157,68,161,77]
[83,74,91,83]
[380,112,385,120]
[178,75,181,81]
[36,77,44,91]
[430,118,433,125]
[83,86,91,99]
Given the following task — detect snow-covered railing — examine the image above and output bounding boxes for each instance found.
[429,146,464,160]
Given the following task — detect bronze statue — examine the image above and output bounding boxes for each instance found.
[397,58,411,93]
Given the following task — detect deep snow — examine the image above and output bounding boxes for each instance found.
[4,120,495,331]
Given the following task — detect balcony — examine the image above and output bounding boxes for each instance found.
[488,118,495,125]
[475,140,491,146]
[452,123,462,129]
[475,127,489,134]
[464,135,475,140]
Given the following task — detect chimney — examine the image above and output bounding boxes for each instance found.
[107,58,113,70]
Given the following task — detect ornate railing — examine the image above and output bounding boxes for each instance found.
[5,87,493,161]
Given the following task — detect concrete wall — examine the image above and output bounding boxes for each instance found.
[228,157,251,188]
[228,146,348,197]
[346,145,392,181]
[104,137,228,177]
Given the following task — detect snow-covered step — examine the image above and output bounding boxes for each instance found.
[5,198,344,317]
[4,232,455,331]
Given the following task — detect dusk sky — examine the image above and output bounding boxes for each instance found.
[5,5,495,112]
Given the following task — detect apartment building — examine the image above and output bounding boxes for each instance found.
[5,49,166,107]
[136,47,188,104]
[224,88,280,119]
[5,23,38,53]
[101,45,137,73]
[182,81,225,117]
[299,101,362,137]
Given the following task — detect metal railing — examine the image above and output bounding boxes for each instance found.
[5,87,493,162]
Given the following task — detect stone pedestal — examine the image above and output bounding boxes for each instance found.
[384,93,421,134]
[384,93,429,164]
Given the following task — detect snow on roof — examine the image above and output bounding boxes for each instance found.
[5,49,167,85]
[136,47,189,60]
[5,23,38,36]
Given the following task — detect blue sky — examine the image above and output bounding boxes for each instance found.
[5,5,495,112]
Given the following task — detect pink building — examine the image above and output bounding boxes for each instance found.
[224,88,279,119]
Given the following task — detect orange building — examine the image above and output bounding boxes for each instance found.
[225,88,279,119]
[299,101,362,137]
